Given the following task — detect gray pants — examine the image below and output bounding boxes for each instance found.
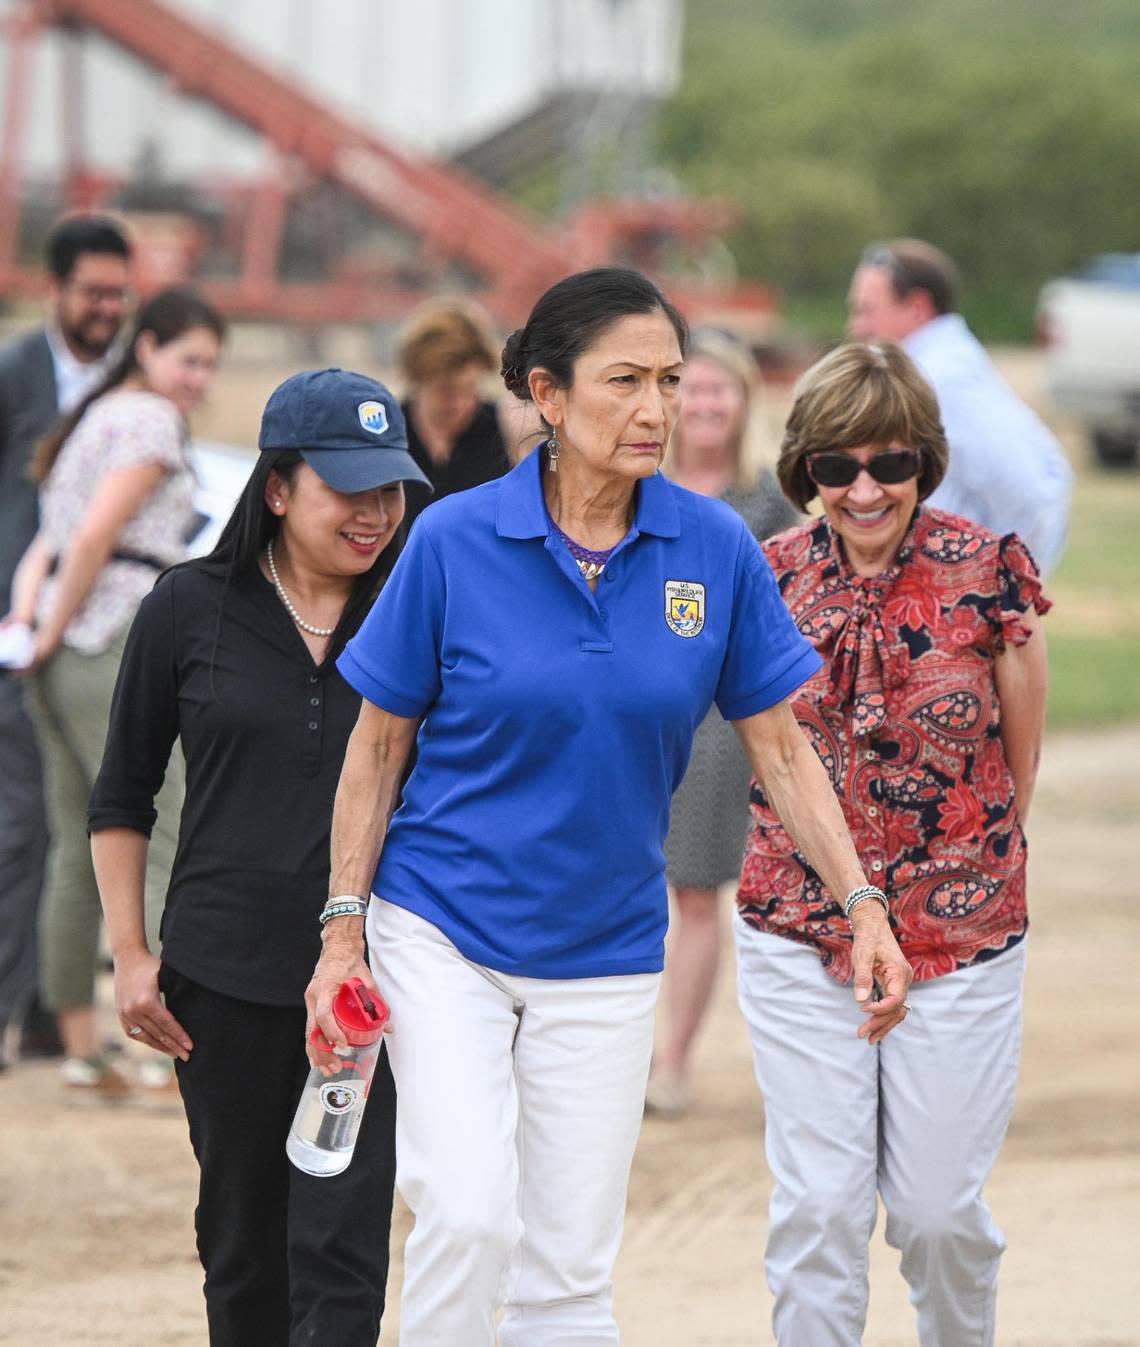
[27,631,184,1011]
[0,674,49,1029]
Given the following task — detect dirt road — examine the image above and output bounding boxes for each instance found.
[1,720,1137,1346]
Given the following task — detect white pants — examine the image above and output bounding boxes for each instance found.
[735,921,1026,1347]
[368,898,660,1347]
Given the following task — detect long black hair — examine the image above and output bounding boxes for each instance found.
[196,449,399,666]
[31,286,225,482]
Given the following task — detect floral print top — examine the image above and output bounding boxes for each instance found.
[737,507,1050,983]
[38,389,195,655]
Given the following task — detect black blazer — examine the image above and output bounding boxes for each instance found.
[0,329,58,606]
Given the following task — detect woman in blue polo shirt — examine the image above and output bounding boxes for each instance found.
[307,268,912,1346]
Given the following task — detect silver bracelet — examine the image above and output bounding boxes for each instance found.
[319,907,368,927]
[844,885,889,920]
[319,898,369,926]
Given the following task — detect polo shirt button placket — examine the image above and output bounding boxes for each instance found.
[307,675,322,732]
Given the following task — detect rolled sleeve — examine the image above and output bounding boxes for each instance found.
[337,520,445,717]
[715,530,822,721]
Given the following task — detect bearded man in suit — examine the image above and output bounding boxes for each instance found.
[0,215,132,1065]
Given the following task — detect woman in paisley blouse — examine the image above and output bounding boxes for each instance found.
[735,341,1049,1347]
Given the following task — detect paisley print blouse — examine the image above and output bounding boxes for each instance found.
[737,507,1050,984]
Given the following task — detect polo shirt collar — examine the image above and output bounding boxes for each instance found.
[496,447,681,541]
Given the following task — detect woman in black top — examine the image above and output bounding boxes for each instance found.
[89,368,430,1347]
[397,298,512,535]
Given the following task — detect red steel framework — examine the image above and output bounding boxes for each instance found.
[0,0,777,326]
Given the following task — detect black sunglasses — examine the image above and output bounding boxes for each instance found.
[806,448,920,489]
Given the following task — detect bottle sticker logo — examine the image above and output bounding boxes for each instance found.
[320,1081,359,1115]
[358,400,389,436]
[664,580,705,637]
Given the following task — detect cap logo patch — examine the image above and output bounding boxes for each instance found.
[358,400,389,436]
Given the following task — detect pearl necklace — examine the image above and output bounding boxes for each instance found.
[266,539,336,637]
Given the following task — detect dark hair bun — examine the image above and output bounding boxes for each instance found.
[500,328,530,400]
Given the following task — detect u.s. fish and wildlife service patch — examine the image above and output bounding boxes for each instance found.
[664,580,705,637]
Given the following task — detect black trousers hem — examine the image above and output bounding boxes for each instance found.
[161,966,397,1347]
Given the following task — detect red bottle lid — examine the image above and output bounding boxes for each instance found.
[311,977,389,1051]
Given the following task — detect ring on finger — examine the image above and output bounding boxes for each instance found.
[128,1025,144,1037]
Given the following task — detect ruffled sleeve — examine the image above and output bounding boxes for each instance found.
[992,533,1052,650]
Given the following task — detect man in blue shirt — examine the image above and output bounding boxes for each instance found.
[848,238,1073,573]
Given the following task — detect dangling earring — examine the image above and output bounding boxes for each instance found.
[548,431,560,473]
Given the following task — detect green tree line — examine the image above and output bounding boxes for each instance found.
[660,0,1140,338]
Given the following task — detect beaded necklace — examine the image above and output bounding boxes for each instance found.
[266,539,336,637]
[550,520,620,581]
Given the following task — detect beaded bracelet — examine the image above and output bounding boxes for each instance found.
[319,905,368,926]
[319,898,369,926]
[844,885,889,920]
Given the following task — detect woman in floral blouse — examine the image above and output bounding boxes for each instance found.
[7,287,224,1099]
[735,342,1049,1347]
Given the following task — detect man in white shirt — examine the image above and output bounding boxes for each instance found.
[0,216,131,1066]
[848,238,1073,574]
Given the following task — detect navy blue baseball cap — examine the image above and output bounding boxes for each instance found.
[258,368,432,495]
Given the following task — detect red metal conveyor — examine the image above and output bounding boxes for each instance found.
[0,0,579,319]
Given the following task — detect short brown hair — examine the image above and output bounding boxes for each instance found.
[860,238,960,316]
[397,298,499,386]
[777,342,948,511]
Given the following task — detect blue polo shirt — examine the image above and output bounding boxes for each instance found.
[338,451,820,978]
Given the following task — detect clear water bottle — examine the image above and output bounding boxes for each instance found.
[286,977,389,1177]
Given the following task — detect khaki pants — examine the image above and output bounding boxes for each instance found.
[28,629,184,1011]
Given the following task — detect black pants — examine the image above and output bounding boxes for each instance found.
[0,674,48,1029]
[161,967,397,1347]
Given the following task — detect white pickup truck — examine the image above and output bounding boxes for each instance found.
[1037,253,1140,467]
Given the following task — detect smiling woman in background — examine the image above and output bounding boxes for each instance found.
[4,287,224,1099]
[648,329,799,1116]
[735,341,1049,1347]
[88,369,428,1346]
